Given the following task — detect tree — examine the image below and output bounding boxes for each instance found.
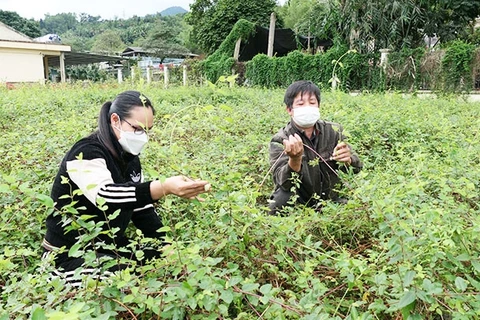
[186,0,278,54]
[91,30,126,54]
[39,13,78,35]
[35,11,186,53]
[178,16,199,54]
[423,0,480,43]
[0,10,41,38]
[142,17,188,61]
[322,0,480,52]
[78,13,101,24]
[119,24,151,45]
[61,30,95,52]
[280,0,329,40]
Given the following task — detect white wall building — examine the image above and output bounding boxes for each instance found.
[0,21,71,83]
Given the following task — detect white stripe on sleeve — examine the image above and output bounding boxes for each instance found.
[102,185,137,192]
[133,204,154,212]
[66,158,114,205]
[97,197,137,203]
[98,185,138,203]
[97,190,136,198]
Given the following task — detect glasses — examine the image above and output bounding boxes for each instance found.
[122,118,147,135]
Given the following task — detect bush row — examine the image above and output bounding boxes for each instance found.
[195,38,480,93]
[1,84,479,318]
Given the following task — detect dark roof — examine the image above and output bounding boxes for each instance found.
[121,46,199,58]
[121,47,152,56]
[238,25,332,62]
[47,51,126,67]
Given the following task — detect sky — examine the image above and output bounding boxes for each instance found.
[0,0,198,20]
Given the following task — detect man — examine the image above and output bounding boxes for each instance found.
[268,80,362,215]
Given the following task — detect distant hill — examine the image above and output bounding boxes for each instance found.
[160,6,188,16]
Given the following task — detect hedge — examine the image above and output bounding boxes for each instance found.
[193,22,480,93]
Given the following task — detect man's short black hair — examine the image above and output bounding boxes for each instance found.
[284,80,321,109]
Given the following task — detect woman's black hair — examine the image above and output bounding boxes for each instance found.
[97,90,154,159]
[283,80,321,109]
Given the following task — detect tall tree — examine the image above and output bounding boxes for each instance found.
[178,16,199,53]
[186,0,277,54]
[323,0,480,52]
[423,0,480,43]
[0,10,41,38]
[61,30,95,52]
[142,17,188,61]
[119,24,151,45]
[39,13,78,35]
[280,0,329,38]
[91,30,126,54]
[78,13,101,24]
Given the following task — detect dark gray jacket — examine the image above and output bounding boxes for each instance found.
[269,120,362,202]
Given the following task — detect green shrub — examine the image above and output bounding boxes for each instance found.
[2,80,479,319]
[386,47,426,92]
[200,19,256,83]
[65,64,113,82]
[195,19,479,92]
[242,40,478,92]
[441,40,476,92]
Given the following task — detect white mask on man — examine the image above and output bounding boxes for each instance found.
[292,106,320,128]
[117,128,148,155]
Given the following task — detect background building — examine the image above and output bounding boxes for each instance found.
[0,21,71,83]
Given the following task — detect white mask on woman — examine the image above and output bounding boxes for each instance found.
[292,106,320,128]
[117,128,149,155]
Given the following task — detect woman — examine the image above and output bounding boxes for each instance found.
[42,90,209,275]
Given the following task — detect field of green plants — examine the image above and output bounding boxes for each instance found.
[0,82,479,319]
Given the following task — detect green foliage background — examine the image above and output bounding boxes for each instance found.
[223,39,478,92]
[0,10,41,38]
[186,0,278,55]
[198,19,256,83]
[279,0,480,52]
[0,83,479,318]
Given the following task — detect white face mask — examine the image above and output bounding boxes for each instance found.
[292,106,320,128]
[117,128,149,155]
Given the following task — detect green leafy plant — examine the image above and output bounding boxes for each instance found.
[329,49,357,91]
[441,40,476,92]
[0,83,479,319]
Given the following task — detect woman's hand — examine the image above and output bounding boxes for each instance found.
[150,176,210,201]
[165,176,210,200]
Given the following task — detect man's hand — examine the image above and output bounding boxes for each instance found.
[283,134,304,158]
[283,134,303,172]
[331,142,352,165]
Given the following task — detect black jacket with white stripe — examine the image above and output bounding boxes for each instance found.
[45,132,163,256]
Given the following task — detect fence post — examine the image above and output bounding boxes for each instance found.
[230,68,235,88]
[117,68,123,84]
[379,49,391,71]
[146,66,151,84]
[183,65,187,86]
[131,67,135,82]
[164,65,169,88]
[267,12,276,57]
[59,52,66,83]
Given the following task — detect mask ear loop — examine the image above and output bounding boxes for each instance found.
[111,113,123,132]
